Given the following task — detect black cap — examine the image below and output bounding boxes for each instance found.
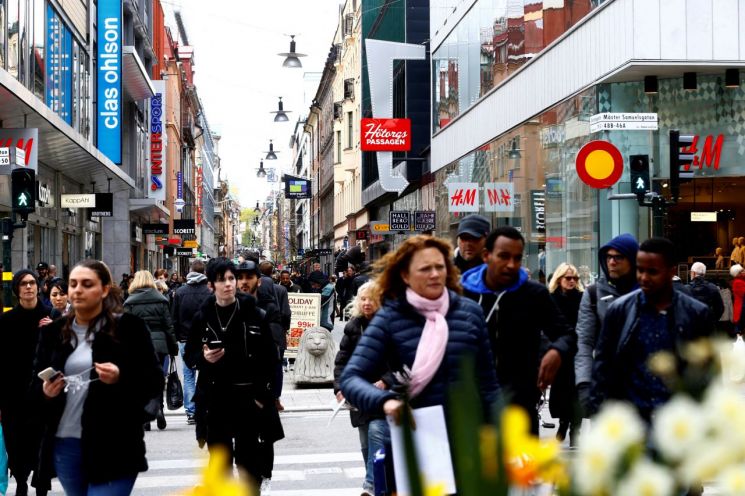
[36,262,49,270]
[235,260,260,277]
[457,214,490,238]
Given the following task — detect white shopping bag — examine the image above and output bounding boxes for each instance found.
[722,335,745,383]
[387,405,456,496]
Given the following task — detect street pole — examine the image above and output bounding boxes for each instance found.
[2,219,12,311]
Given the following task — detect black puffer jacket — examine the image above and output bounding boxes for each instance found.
[124,287,178,356]
[333,316,392,427]
[688,276,724,322]
[172,273,212,342]
[339,291,500,417]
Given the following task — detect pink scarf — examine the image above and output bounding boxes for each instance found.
[406,287,450,398]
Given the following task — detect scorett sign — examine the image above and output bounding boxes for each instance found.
[173,219,196,235]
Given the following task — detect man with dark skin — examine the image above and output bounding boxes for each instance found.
[591,238,713,420]
[279,270,302,293]
[462,226,575,434]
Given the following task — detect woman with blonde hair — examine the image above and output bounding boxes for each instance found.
[340,235,499,430]
[123,270,178,430]
[547,262,583,446]
[333,281,390,496]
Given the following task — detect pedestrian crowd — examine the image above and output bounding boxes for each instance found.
[0,216,734,496]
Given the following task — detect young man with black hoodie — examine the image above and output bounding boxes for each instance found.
[172,260,212,425]
[574,233,639,414]
[462,226,576,434]
[0,270,52,496]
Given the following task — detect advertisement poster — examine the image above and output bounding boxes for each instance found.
[287,293,321,357]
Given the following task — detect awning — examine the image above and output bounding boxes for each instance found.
[0,69,135,192]
[129,198,170,220]
[123,46,155,101]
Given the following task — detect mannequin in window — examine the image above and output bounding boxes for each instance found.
[716,247,726,270]
[731,238,741,267]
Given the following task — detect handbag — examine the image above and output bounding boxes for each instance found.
[166,358,184,410]
[0,424,8,496]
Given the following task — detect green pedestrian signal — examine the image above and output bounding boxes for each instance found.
[11,168,36,216]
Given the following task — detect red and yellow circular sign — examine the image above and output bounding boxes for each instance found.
[576,141,623,189]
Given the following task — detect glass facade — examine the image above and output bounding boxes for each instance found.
[435,73,745,283]
[432,0,601,133]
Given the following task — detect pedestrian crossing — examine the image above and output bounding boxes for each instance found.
[6,449,366,495]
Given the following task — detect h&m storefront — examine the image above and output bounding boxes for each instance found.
[434,73,745,284]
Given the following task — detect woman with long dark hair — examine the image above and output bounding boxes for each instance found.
[49,278,71,318]
[34,260,163,496]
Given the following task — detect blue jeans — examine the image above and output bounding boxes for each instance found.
[54,438,137,496]
[358,419,390,492]
[179,342,196,415]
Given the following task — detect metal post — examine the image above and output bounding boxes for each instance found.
[2,217,14,311]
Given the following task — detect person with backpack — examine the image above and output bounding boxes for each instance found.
[574,233,639,415]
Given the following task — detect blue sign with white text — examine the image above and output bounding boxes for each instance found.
[97,0,122,164]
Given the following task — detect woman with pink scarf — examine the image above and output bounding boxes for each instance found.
[339,235,500,425]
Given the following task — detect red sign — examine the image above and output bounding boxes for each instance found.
[576,140,624,189]
[195,166,203,225]
[682,134,725,171]
[360,118,411,151]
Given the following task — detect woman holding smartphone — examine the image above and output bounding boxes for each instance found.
[34,260,163,496]
[184,257,282,493]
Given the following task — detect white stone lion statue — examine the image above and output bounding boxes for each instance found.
[293,326,337,385]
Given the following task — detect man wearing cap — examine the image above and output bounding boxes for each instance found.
[235,260,285,411]
[454,214,491,274]
[0,270,52,495]
[688,262,724,323]
[575,233,639,414]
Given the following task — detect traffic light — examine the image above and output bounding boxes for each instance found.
[629,154,650,202]
[669,130,695,203]
[11,167,36,217]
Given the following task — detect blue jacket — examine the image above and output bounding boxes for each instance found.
[339,290,500,416]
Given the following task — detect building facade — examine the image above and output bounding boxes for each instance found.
[430,0,745,281]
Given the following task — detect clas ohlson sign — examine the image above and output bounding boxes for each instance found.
[97,0,122,164]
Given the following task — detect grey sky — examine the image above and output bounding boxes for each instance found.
[162,0,342,208]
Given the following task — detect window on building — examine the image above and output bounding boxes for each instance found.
[32,0,44,99]
[347,111,353,149]
[8,0,19,79]
[336,130,341,163]
[0,0,6,69]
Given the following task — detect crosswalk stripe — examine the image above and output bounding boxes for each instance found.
[147,451,363,471]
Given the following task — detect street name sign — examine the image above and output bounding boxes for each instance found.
[590,113,658,133]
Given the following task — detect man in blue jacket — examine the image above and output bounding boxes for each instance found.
[462,226,576,434]
[590,238,714,420]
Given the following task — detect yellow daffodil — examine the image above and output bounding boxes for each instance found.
[181,449,253,496]
[500,406,565,488]
[424,482,447,496]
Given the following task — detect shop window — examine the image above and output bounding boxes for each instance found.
[0,0,5,69]
[32,0,44,99]
[8,0,19,79]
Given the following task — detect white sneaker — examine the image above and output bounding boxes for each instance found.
[260,478,272,495]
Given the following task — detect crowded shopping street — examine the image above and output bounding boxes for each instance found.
[4,0,745,495]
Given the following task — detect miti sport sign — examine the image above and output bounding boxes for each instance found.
[97,0,122,164]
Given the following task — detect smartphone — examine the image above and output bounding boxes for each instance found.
[207,340,224,350]
[38,367,61,382]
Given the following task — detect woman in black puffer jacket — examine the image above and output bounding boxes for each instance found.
[123,270,178,430]
[333,281,391,496]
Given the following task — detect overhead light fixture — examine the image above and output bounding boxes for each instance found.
[507,137,522,159]
[726,68,740,88]
[265,140,278,160]
[278,35,306,68]
[644,75,658,94]
[271,97,291,122]
[257,160,267,178]
[254,201,261,212]
[683,72,697,91]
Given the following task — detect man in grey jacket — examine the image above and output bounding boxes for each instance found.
[575,233,639,414]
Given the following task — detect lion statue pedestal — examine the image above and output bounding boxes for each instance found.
[292,326,337,385]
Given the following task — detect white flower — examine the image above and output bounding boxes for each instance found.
[703,383,745,452]
[716,464,745,496]
[616,458,675,496]
[678,441,737,487]
[651,396,706,462]
[573,434,620,496]
[592,402,645,451]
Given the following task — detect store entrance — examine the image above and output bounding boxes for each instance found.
[665,177,741,283]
